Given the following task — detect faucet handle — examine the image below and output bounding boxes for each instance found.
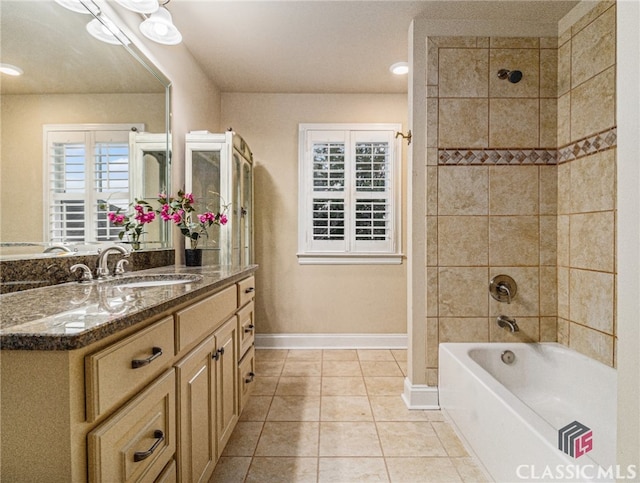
[489,274,517,304]
[115,259,129,275]
[70,263,93,282]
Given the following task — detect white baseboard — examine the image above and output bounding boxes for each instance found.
[401,377,440,409]
[254,333,407,350]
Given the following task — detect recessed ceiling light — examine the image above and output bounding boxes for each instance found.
[390,62,409,75]
[0,63,23,76]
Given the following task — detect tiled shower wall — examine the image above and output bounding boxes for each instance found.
[425,1,617,385]
[557,1,617,366]
[425,36,559,386]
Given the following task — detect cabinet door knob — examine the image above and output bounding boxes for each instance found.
[245,371,255,383]
[131,347,163,369]
[212,347,225,360]
[133,429,164,462]
[244,324,255,333]
[245,287,255,294]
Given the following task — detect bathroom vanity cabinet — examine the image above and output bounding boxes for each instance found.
[0,269,256,483]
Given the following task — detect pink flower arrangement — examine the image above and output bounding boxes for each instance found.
[104,200,156,250]
[156,189,228,250]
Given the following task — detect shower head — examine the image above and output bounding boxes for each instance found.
[497,69,523,83]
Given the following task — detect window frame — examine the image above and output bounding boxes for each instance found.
[43,123,143,243]
[297,123,403,265]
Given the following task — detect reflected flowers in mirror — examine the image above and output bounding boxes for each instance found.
[104,199,156,250]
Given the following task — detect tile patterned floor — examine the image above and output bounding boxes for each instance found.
[210,349,488,482]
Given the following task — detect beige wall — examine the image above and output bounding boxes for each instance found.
[556,1,617,366]
[0,93,165,242]
[221,93,408,335]
[424,36,559,385]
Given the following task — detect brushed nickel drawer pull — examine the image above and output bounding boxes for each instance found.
[133,429,164,462]
[244,324,255,333]
[244,287,255,294]
[245,371,255,383]
[131,347,163,369]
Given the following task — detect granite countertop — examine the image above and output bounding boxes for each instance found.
[0,265,257,351]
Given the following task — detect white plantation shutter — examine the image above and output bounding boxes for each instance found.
[44,124,141,243]
[298,124,402,264]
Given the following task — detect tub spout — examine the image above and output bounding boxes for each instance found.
[497,315,519,332]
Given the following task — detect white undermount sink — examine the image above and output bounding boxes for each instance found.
[110,273,203,288]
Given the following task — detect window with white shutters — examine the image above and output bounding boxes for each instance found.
[298,124,402,264]
[44,124,142,243]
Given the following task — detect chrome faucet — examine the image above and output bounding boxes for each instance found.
[96,245,130,279]
[497,315,519,333]
[43,245,72,253]
[496,283,512,304]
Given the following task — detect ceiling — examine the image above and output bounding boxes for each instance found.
[169,0,580,94]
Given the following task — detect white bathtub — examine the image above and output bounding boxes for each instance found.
[439,343,617,482]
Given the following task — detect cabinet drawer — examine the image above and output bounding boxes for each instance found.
[175,285,237,352]
[237,276,255,308]
[237,300,255,357]
[86,316,175,421]
[87,370,176,483]
[238,345,255,415]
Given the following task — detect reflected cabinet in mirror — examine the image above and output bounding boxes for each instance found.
[0,0,171,259]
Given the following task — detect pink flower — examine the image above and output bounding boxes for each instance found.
[134,204,144,213]
[160,204,171,221]
[184,193,194,204]
[219,214,228,225]
[172,210,184,224]
[197,214,208,223]
[158,193,167,199]
[135,211,156,224]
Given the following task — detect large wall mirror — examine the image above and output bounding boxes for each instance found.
[0,0,171,259]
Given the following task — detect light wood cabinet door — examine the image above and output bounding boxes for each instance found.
[175,335,216,483]
[213,316,239,458]
[238,345,256,414]
[237,300,255,358]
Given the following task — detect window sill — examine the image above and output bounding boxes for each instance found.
[297,253,404,265]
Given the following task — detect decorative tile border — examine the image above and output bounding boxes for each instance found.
[438,127,617,166]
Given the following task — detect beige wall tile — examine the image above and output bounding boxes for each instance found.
[557,41,571,97]
[489,267,539,317]
[557,94,571,147]
[427,39,439,86]
[572,1,615,39]
[568,322,614,367]
[557,162,571,215]
[569,212,615,272]
[539,165,557,215]
[427,147,438,166]
[439,317,489,343]
[540,37,558,49]
[489,165,539,215]
[438,166,488,215]
[557,268,569,319]
[540,98,558,147]
[426,368,438,386]
[438,216,488,266]
[570,150,616,213]
[439,99,489,148]
[426,166,438,215]
[540,317,558,342]
[489,216,539,266]
[540,48,558,98]
[426,318,439,367]
[557,317,570,345]
[539,267,557,316]
[490,316,540,342]
[427,97,439,148]
[490,37,539,49]
[426,216,438,266]
[433,36,478,48]
[489,49,539,98]
[438,267,488,317]
[489,99,539,148]
[571,5,616,88]
[439,48,489,98]
[571,66,616,141]
[477,37,490,48]
[557,215,570,267]
[426,267,438,318]
[569,268,614,334]
[540,215,557,266]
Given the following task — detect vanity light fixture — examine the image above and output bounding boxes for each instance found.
[53,0,92,14]
[139,6,182,45]
[390,62,409,75]
[86,15,131,45]
[114,0,159,14]
[0,63,23,76]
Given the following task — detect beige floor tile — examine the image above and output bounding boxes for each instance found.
[364,377,405,396]
[254,421,319,457]
[318,457,389,482]
[451,457,490,482]
[385,457,462,482]
[369,396,429,422]
[360,361,404,377]
[358,349,395,361]
[239,396,273,421]
[208,456,251,483]
[257,360,285,376]
[267,396,321,421]
[319,422,383,456]
[321,376,367,396]
[320,396,373,421]
[323,349,359,360]
[276,376,322,396]
[255,349,288,361]
[286,349,323,361]
[396,360,408,376]
[282,360,322,377]
[222,421,263,456]
[322,360,363,376]
[245,457,318,483]
[391,349,407,361]
[377,422,447,457]
[432,421,468,457]
[425,410,446,421]
[253,376,279,396]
